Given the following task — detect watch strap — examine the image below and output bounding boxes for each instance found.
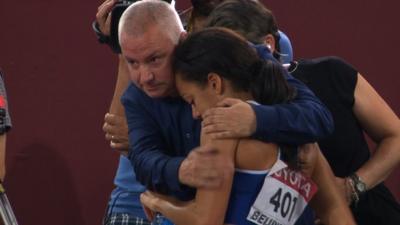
[349,173,367,195]
[92,21,111,44]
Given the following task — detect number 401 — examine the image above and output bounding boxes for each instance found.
[269,188,298,222]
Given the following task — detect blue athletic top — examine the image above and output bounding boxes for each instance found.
[161,167,313,225]
[225,169,314,225]
[225,169,269,225]
[159,169,269,225]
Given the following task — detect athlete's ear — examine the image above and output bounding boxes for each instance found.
[207,72,223,95]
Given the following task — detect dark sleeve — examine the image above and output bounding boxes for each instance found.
[251,72,334,145]
[326,56,358,106]
[121,85,188,195]
[0,71,12,132]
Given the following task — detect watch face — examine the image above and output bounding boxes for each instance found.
[356,182,366,192]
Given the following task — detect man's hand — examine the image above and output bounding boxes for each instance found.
[178,145,230,189]
[103,113,130,155]
[201,98,257,139]
[96,0,116,36]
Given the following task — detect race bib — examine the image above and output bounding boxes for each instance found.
[247,160,317,225]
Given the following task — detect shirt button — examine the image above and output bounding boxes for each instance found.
[185,133,191,138]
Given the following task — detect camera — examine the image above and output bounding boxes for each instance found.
[109,0,173,53]
[109,0,138,53]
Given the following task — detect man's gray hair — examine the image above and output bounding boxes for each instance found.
[118,0,184,44]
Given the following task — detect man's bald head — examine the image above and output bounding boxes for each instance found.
[118,0,184,45]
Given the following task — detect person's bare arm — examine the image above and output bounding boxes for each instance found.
[108,56,130,114]
[141,137,237,225]
[299,144,356,225]
[95,0,131,153]
[352,74,400,188]
[335,74,400,202]
[190,135,236,225]
[102,56,131,154]
[140,190,196,222]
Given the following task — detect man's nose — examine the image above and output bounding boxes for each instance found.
[139,66,154,84]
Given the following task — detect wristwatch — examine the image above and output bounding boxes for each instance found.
[349,173,367,195]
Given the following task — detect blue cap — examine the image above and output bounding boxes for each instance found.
[278,30,293,64]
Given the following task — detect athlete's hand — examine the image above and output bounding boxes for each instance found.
[141,191,196,225]
[335,176,352,204]
[142,204,156,222]
[202,98,257,139]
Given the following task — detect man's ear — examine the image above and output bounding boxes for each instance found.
[207,73,223,95]
[263,34,276,52]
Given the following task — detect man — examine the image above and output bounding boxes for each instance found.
[118,0,333,202]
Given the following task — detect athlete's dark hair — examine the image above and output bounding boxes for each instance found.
[173,27,294,105]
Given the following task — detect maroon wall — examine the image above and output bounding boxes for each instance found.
[0,0,398,224]
[0,1,119,224]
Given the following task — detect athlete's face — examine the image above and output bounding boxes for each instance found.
[176,74,222,119]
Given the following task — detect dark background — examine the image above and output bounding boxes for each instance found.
[0,0,398,224]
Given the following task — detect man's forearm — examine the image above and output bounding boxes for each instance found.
[252,75,334,145]
[129,146,187,194]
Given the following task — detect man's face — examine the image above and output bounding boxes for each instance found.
[120,25,177,98]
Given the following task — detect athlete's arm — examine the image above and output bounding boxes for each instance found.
[141,133,237,225]
[300,144,356,225]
